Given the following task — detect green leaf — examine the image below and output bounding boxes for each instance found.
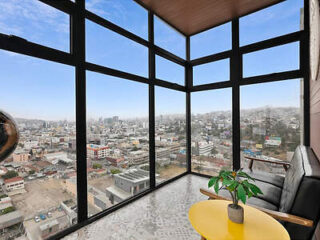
[242,184,250,195]
[248,191,253,198]
[222,178,233,186]
[214,179,220,194]
[221,170,232,179]
[218,170,225,177]
[237,171,254,181]
[208,177,218,188]
[228,181,238,191]
[237,185,247,204]
[248,183,263,195]
[242,180,252,191]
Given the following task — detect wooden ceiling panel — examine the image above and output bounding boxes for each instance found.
[137,0,282,36]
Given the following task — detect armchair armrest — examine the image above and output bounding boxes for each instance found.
[200,188,313,227]
[244,156,291,171]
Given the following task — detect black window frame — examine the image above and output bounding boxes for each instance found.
[0,0,310,239]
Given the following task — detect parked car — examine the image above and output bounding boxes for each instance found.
[39,214,46,220]
[34,216,40,223]
[47,212,52,218]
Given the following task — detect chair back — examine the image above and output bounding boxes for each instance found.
[280,146,320,240]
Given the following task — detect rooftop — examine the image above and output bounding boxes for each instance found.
[4,177,23,184]
[116,169,149,183]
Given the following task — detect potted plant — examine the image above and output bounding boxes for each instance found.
[208,169,263,224]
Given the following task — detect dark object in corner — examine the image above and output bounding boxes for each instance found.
[0,110,19,161]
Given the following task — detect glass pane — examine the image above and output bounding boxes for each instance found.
[191,89,232,176]
[191,22,231,59]
[193,59,230,85]
[86,71,149,216]
[0,0,69,52]
[156,55,185,85]
[86,20,148,77]
[154,16,186,59]
[240,80,302,176]
[0,50,76,239]
[243,42,299,78]
[240,0,303,46]
[85,0,148,39]
[155,87,186,184]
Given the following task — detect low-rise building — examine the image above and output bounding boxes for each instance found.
[88,186,109,211]
[4,177,24,192]
[0,210,24,238]
[106,169,149,204]
[60,199,77,225]
[12,151,30,163]
[39,219,59,239]
[128,150,149,165]
[106,156,124,167]
[194,142,213,156]
[87,144,109,160]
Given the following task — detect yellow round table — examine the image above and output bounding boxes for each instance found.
[189,200,290,240]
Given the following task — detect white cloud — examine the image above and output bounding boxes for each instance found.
[86,0,128,25]
[0,0,69,35]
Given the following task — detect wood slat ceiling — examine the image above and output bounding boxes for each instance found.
[137,0,282,36]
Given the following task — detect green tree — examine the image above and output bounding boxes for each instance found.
[92,163,102,169]
[0,206,15,216]
[110,169,121,174]
[2,171,18,180]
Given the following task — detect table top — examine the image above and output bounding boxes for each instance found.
[189,200,290,240]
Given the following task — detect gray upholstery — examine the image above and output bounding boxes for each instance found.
[246,196,278,211]
[209,146,320,240]
[218,187,279,211]
[243,169,285,188]
[279,146,305,213]
[251,180,282,207]
[247,146,320,240]
[282,146,320,240]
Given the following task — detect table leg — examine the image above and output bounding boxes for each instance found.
[201,236,207,240]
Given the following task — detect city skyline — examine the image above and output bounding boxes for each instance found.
[13,105,300,122]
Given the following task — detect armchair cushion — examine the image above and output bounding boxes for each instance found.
[251,180,282,207]
[279,146,305,213]
[217,189,279,211]
[243,169,285,188]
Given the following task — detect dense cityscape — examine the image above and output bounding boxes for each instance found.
[0,106,300,239]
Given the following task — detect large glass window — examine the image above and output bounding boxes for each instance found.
[85,0,148,39]
[191,22,231,59]
[86,20,148,77]
[154,16,186,59]
[240,0,303,46]
[156,55,185,85]
[0,0,70,52]
[243,42,300,78]
[0,0,308,237]
[191,89,232,176]
[240,80,302,176]
[155,87,186,184]
[86,71,149,216]
[193,59,230,86]
[0,50,76,239]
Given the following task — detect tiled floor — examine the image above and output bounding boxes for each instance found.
[63,175,208,240]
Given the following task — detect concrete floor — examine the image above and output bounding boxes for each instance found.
[63,175,209,240]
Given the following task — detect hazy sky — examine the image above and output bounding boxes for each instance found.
[0,0,303,120]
